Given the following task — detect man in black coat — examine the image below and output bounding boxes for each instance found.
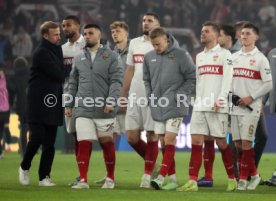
[19,21,64,187]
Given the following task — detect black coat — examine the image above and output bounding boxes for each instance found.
[27,38,64,126]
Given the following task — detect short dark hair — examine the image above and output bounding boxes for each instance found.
[64,15,80,25]
[149,27,167,39]
[219,24,236,43]
[40,21,60,35]
[144,12,160,23]
[110,21,129,32]
[13,56,28,67]
[203,21,220,33]
[13,56,28,71]
[242,22,259,35]
[84,24,101,32]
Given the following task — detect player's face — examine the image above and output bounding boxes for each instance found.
[218,30,228,47]
[200,26,218,44]
[44,28,61,45]
[62,19,80,39]
[240,28,258,47]
[151,35,168,54]
[142,15,160,36]
[111,27,128,44]
[84,28,101,48]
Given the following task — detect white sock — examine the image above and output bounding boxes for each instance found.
[273,171,276,177]
[157,175,164,182]
[251,174,259,178]
[168,174,177,183]
[144,174,151,180]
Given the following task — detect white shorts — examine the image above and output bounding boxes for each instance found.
[154,117,183,135]
[65,116,76,133]
[231,115,260,141]
[190,111,228,138]
[75,117,115,141]
[125,103,154,131]
[114,113,126,134]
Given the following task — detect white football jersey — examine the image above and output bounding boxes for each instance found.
[193,44,233,113]
[126,36,154,101]
[231,47,272,116]
[62,35,85,92]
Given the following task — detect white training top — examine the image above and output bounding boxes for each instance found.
[193,44,233,113]
[230,47,272,116]
[62,35,85,92]
[126,36,154,101]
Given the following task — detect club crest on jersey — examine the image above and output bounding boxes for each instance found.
[213,54,219,62]
[133,54,144,63]
[102,52,109,60]
[168,53,175,60]
[249,59,256,66]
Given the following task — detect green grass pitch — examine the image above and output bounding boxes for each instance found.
[0,151,275,201]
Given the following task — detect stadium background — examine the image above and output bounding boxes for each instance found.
[1,0,276,152]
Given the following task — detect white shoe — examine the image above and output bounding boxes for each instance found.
[95,176,106,185]
[140,174,151,188]
[72,179,90,189]
[39,176,56,187]
[19,166,30,185]
[68,176,80,186]
[247,175,261,190]
[101,177,115,189]
[237,179,247,190]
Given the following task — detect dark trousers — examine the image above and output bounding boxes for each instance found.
[63,118,75,153]
[0,122,4,155]
[254,113,268,167]
[18,115,28,156]
[20,123,57,181]
[228,134,239,177]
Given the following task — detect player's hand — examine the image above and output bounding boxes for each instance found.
[213,99,224,112]
[237,96,253,106]
[65,107,72,117]
[104,105,114,113]
[119,97,128,113]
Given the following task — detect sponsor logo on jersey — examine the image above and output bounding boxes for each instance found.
[233,68,261,80]
[264,68,271,75]
[133,54,144,63]
[227,59,233,65]
[63,57,74,65]
[198,65,223,75]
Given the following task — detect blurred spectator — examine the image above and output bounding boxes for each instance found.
[210,0,231,24]
[12,25,33,61]
[0,33,11,66]
[258,0,276,25]
[0,66,10,159]
[10,56,29,156]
